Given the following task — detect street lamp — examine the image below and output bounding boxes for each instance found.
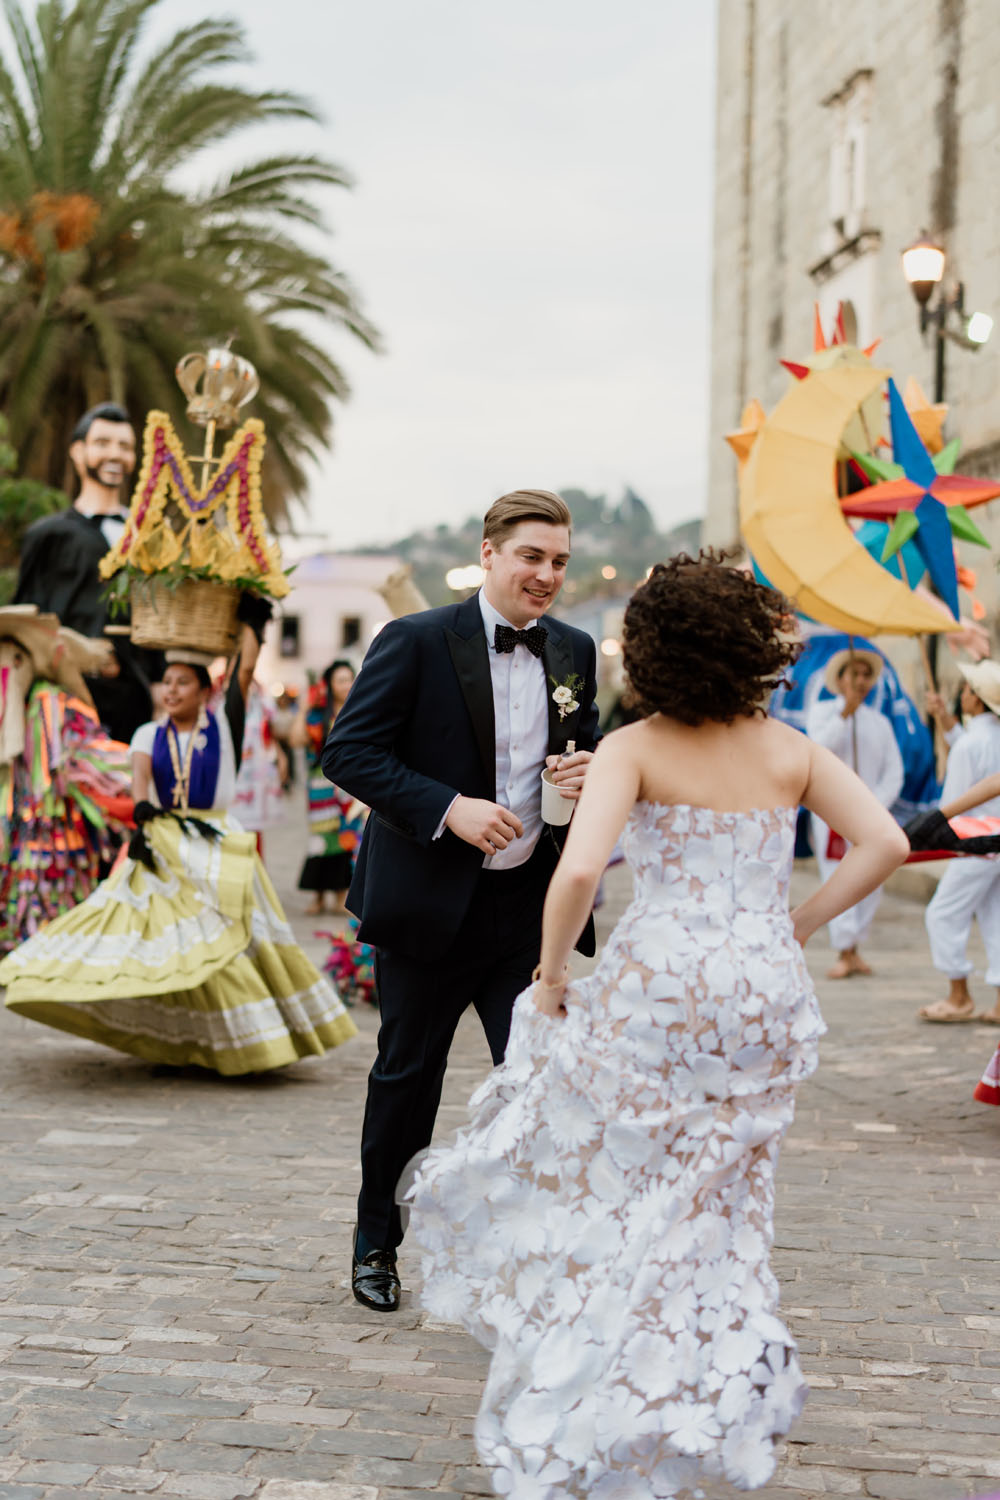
[900,233,945,308]
[901,231,992,402]
[445,564,485,593]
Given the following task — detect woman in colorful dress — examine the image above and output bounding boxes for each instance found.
[294,659,364,915]
[0,624,357,1075]
[0,606,131,952]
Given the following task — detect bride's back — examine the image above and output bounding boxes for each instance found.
[624,712,812,816]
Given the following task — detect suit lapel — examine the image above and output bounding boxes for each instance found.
[542,625,575,754]
[445,596,496,794]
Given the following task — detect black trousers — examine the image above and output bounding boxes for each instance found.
[357,841,551,1250]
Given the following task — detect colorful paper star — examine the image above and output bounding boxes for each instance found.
[724,399,766,473]
[902,377,948,455]
[840,379,998,620]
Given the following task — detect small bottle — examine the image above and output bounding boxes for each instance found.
[562,739,576,760]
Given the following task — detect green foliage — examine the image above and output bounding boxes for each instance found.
[0,0,379,522]
[0,411,65,602]
[103,559,288,617]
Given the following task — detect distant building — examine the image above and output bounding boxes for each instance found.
[707,0,1000,605]
[256,552,401,694]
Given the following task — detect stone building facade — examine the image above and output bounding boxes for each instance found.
[707,0,1000,611]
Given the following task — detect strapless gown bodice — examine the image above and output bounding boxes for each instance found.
[624,800,797,913]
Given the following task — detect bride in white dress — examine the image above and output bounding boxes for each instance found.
[403,555,908,1498]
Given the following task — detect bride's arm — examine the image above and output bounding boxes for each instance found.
[793,741,909,946]
[535,732,641,1013]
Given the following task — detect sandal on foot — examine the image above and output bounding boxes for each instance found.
[975,1011,1000,1025]
[918,999,976,1023]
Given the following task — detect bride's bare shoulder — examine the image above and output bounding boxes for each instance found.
[741,713,812,759]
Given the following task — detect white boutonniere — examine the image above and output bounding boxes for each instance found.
[550,671,583,721]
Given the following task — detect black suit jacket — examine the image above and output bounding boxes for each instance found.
[322,593,601,961]
[15,507,162,742]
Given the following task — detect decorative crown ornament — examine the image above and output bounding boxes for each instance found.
[175,344,259,430]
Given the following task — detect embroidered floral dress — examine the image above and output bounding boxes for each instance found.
[0,684,131,952]
[0,707,357,1074]
[297,687,364,894]
[232,681,284,834]
[404,802,825,1498]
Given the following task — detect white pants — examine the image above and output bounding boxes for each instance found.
[925,857,1000,986]
[812,815,883,951]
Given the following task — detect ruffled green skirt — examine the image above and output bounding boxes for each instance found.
[0,812,357,1074]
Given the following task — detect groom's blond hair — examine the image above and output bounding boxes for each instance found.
[483,489,572,548]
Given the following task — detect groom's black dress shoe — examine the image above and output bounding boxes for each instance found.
[352,1245,401,1312]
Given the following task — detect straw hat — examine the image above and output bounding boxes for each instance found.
[0,605,112,705]
[377,564,430,618]
[50,626,114,701]
[823,647,884,696]
[958,660,1000,716]
[0,605,60,671]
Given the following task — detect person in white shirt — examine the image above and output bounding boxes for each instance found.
[919,660,1000,1023]
[806,649,904,978]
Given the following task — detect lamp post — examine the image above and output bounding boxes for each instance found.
[901,232,992,403]
[900,235,993,702]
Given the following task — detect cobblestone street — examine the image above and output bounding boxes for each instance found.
[1,797,999,1499]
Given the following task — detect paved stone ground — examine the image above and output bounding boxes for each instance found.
[1,796,1000,1500]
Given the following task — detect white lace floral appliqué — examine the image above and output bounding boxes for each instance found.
[405,803,825,1499]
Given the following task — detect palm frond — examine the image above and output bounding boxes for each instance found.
[2,0,45,119]
[0,0,380,517]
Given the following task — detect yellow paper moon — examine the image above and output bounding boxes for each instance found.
[740,363,957,636]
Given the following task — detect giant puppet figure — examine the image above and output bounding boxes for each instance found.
[14,403,163,742]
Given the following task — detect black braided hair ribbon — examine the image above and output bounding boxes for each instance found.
[127,801,223,872]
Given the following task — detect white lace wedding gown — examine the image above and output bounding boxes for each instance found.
[404,803,826,1499]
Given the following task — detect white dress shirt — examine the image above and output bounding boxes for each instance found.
[805,697,904,808]
[940,712,1000,814]
[78,506,128,550]
[477,591,550,870]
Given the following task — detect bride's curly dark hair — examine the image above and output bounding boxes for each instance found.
[622,551,801,725]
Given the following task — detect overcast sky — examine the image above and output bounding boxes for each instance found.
[157,1,717,547]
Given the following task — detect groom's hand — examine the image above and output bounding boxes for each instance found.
[445,797,523,854]
[545,749,594,800]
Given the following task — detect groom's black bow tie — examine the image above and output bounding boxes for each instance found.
[494,624,548,658]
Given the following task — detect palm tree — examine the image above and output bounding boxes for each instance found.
[0,0,379,521]
[0,413,64,603]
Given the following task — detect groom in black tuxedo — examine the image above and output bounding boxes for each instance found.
[323,489,601,1311]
